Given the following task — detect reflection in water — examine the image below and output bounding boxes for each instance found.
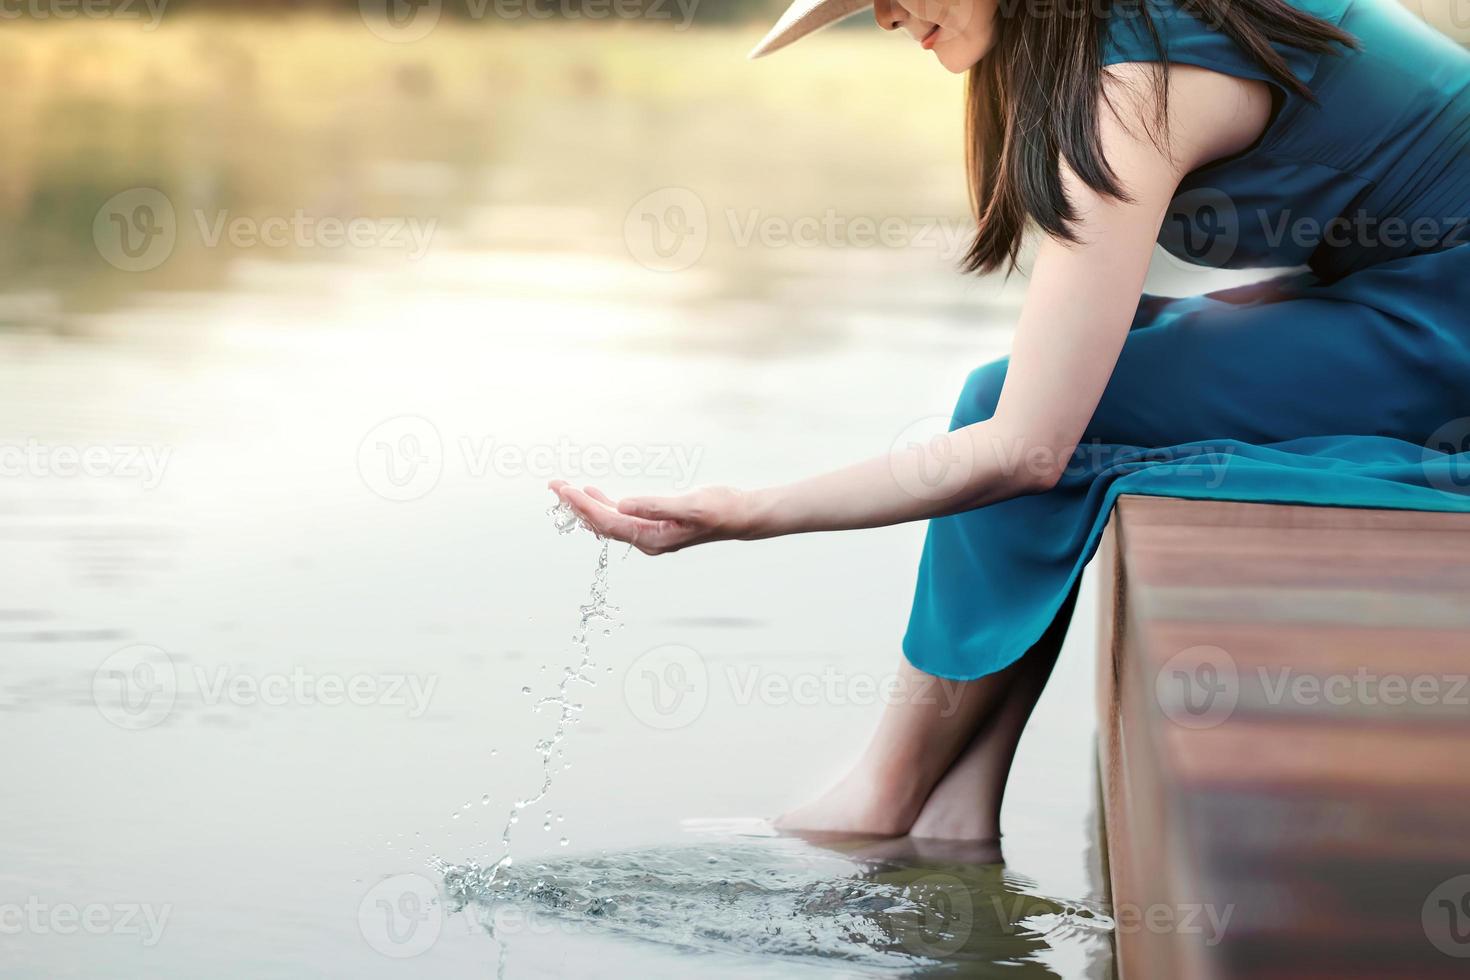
[0,17,1109,979]
[444,832,1113,977]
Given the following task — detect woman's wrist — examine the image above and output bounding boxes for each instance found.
[732,485,784,541]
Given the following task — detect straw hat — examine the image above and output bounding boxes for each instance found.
[748,0,876,59]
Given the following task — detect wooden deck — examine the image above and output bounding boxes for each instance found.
[1096,496,1470,980]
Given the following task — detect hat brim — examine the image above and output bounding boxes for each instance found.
[748,0,875,59]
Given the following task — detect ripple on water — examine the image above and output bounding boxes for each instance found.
[442,836,1113,975]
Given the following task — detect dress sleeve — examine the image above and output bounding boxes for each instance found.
[1101,0,1354,88]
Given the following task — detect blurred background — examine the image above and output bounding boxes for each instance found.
[0,1,1465,977]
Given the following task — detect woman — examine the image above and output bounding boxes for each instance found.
[551,0,1470,840]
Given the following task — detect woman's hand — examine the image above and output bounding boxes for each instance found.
[548,480,754,555]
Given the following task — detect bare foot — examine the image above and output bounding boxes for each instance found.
[907,779,999,841]
[773,769,926,838]
[788,831,1004,868]
[908,688,1029,840]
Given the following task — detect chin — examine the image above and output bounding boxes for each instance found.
[934,41,988,74]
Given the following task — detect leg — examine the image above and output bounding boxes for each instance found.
[775,583,1079,838]
[909,581,1079,840]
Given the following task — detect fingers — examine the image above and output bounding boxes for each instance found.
[583,486,616,507]
[548,482,692,554]
[559,485,659,546]
[618,496,679,521]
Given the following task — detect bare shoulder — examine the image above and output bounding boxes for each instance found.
[1100,61,1273,180]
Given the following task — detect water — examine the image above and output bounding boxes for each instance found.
[469,504,617,874]
[0,18,1172,979]
[430,502,623,975]
[443,830,1115,977]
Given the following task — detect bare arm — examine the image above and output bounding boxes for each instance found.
[554,65,1270,553]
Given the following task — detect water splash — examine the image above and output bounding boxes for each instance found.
[444,837,1113,975]
[434,500,623,971]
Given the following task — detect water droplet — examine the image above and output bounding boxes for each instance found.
[521,686,531,695]
[559,837,569,847]
[481,794,490,805]
[451,812,460,820]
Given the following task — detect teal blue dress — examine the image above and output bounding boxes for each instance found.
[903,0,1470,680]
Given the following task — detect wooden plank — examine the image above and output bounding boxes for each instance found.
[1096,495,1470,980]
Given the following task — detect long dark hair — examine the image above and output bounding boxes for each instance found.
[962,0,1357,273]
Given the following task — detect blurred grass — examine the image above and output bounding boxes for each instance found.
[0,16,971,316]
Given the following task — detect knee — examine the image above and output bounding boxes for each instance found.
[952,358,1010,427]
